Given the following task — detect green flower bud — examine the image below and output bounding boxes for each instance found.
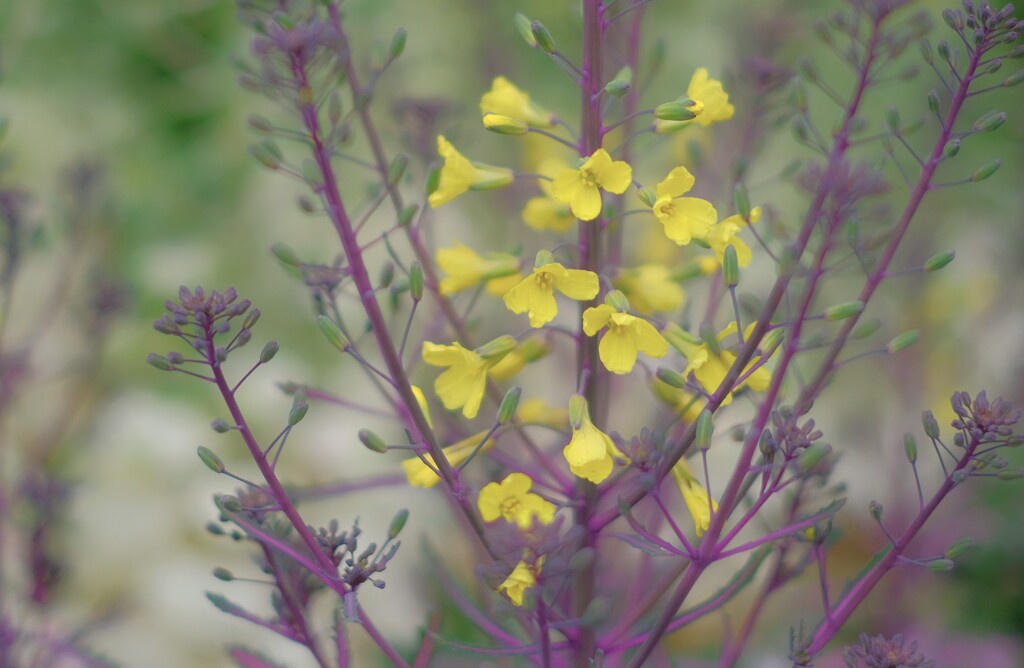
[211,418,232,433]
[387,154,408,185]
[197,446,225,473]
[425,164,442,196]
[699,322,721,356]
[923,250,955,272]
[662,323,702,356]
[825,300,865,321]
[317,315,350,352]
[655,99,701,122]
[476,335,516,361]
[147,353,173,371]
[869,499,883,522]
[695,409,714,451]
[249,142,280,170]
[798,442,831,473]
[971,158,1002,182]
[1003,70,1024,87]
[656,367,688,389]
[927,558,955,572]
[398,204,418,227]
[514,13,537,48]
[937,40,951,62]
[903,433,918,463]
[378,261,395,289]
[531,20,555,53]
[289,401,309,426]
[389,27,407,60]
[942,138,960,158]
[997,468,1024,480]
[723,246,740,287]
[389,508,409,538]
[852,318,882,339]
[762,327,785,354]
[408,262,424,302]
[259,340,279,364]
[605,290,630,313]
[944,537,975,560]
[886,329,919,353]
[497,386,522,424]
[483,113,529,135]
[733,183,751,219]
[569,394,587,429]
[973,111,1007,133]
[219,495,242,513]
[604,66,632,97]
[206,521,225,535]
[247,114,273,133]
[885,105,901,131]
[297,195,316,213]
[271,242,302,268]
[919,39,933,64]
[359,429,388,453]
[927,89,940,115]
[213,567,234,582]
[951,469,968,485]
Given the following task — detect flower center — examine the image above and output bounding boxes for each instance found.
[534,271,554,290]
[500,497,522,517]
[580,168,599,188]
[656,199,675,218]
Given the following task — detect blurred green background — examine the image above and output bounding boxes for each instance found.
[1,0,1021,666]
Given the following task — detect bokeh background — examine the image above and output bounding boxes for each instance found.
[1,0,1022,666]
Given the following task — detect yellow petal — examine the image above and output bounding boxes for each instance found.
[582,304,615,336]
[656,166,695,199]
[598,327,639,375]
[631,319,670,358]
[595,160,633,194]
[422,341,466,366]
[552,268,600,301]
[563,422,614,483]
[523,196,575,232]
[570,183,603,221]
[429,136,476,207]
[661,198,717,245]
[687,68,734,128]
[411,385,433,429]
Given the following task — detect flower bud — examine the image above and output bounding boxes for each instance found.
[359,429,388,453]
[825,300,864,321]
[213,567,234,582]
[733,183,751,219]
[271,242,302,268]
[695,409,714,450]
[656,367,688,389]
[924,250,955,272]
[408,262,424,302]
[605,290,630,313]
[569,394,587,429]
[971,159,1001,182]
[885,105,901,131]
[514,13,537,48]
[211,418,232,433]
[147,353,174,371]
[919,38,933,64]
[605,66,632,97]
[387,509,409,539]
[903,433,918,463]
[249,141,281,169]
[655,99,703,121]
[317,315,350,352]
[944,537,974,560]
[483,113,529,135]
[288,401,309,426]
[531,20,555,53]
[534,249,555,268]
[1003,70,1024,87]
[927,558,955,572]
[476,335,516,360]
[798,442,831,473]
[886,329,919,353]
[869,500,883,523]
[219,495,242,513]
[388,27,407,61]
[927,89,940,115]
[637,186,657,208]
[378,261,395,289]
[197,446,225,473]
[387,154,408,185]
[497,386,522,424]
[699,322,721,356]
[997,468,1024,480]
[247,114,273,133]
[851,318,881,339]
[973,111,1007,133]
[425,164,442,197]
[663,323,702,356]
[260,340,280,363]
[723,246,740,287]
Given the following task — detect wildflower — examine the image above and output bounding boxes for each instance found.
[651,166,717,245]
[522,158,576,232]
[551,149,632,221]
[664,322,772,405]
[489,339,549,381]
[422,337,514,418]
[503,258,599,327]
[478,473,556,529]
[497,553,544,606]
[670,458,718,537]
[480,77,555,128]
[428,136,514,208]
[656,68,734,133]
[436,244,521,296]
[563,395,629,484]
[582,298,669,375]
[402,431,495,488]
[704,207,761,267]
[615,264,685,315]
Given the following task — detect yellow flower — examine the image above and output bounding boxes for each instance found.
[489,339,549,381]
[503,262,600,327]
[436,244,521,296]
[663,322,772,405]
[651,166,717,245]
[428,136,514,208]
[551,149,632,221]
[650,378,706,424]
[402,431,494,488]
[480,76,556,128]
[516,398,569,429]
[704,206,761,268]
[422,339,512,418]
[497,553,543,606]
[656,68,734,133]
[523,196,576,232]
[615,264,685,315]
[478,472,556,529]
[410,385,433,429]
[670,458,718,537]
[582,304,669,375]
[563,395,628,484]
